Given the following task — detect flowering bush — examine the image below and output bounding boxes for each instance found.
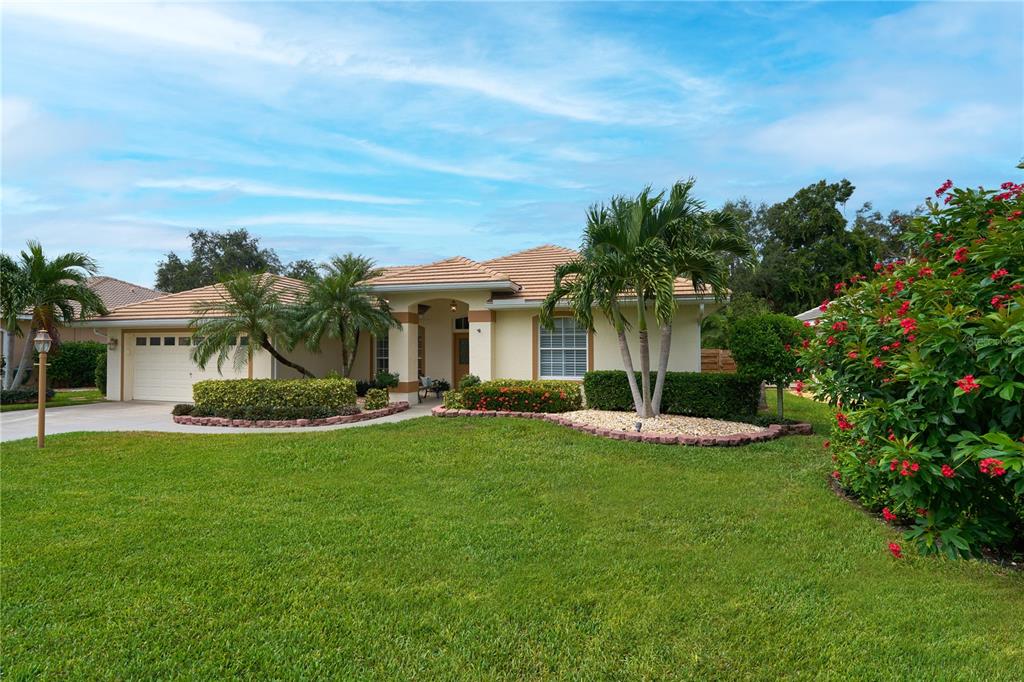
[460,379,582,413]
[800,175,1024,559]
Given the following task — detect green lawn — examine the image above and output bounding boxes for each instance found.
[0,388,105,413]
[2,395,1021,679]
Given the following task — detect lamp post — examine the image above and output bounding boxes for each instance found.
[34,329,51,449]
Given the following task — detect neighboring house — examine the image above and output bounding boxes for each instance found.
[1,276,163,387]
[82,245,723,403]
[795,305,824,324]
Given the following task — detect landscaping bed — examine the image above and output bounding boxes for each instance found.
[173,401,409,428]
[432,405,811,445]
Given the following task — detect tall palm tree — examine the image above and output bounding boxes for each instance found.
[293,254,398,376]
[542,181,751,417]
[0,241,107,389]
[190,273,312,378]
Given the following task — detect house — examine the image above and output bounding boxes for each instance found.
[82,245,723,403]
[1,276,163,387]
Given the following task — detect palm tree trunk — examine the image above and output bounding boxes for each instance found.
[776,384,785,420]
[10,326,37,389]
[615,329,644,417]
[344,330,360,378]
[636,297,652,418]
[260,338,313,378]
[652,322,672,416]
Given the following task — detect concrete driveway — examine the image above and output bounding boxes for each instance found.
[1,399,436,442]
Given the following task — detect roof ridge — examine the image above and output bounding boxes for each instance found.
[86,275,160,292]
[482,244,578,264]
[91,272,304,317]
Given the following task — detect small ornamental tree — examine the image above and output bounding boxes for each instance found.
[730,313,810,419]
[798,174,1024,559]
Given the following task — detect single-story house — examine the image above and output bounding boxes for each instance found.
[81,245,723,404]
[2,276,163,387]
[795,305,824,324]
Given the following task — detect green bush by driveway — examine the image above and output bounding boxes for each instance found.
[192,377,357,411]
[1,394,1021,678]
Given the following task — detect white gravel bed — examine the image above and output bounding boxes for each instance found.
[560,409,765,437]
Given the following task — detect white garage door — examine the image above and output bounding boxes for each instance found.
[129,333,247,402]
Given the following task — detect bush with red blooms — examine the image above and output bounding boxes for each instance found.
[800,173,1024,559]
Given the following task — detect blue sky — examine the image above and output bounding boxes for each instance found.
[2,1,1021,287]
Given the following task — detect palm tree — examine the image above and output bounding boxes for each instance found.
[541,181,751,417]
[190,273,312,378]
[1,241,107,389]
[293,254,398,376]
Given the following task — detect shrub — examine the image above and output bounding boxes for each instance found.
[458,374,481,390]
[190,404,360,421]
[731,314,811,419]
[94,352,107,396]
[583,370,760,420]
[375,371,399,388]
[432,378,451,393]
[49,341,106,388]
[364,387,390,410]
[355,380,373,397]
[461,379,582,413]
[798,175,1023,559]
[171,403,195,416]
[192,377,357,411]
[443,390,465,409]
[1,387,56,404]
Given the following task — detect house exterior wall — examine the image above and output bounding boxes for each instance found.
[273,336,348,380]
[2,321,113,385]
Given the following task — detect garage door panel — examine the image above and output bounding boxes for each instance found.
[130,334,246,402]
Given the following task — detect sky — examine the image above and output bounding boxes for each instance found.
[1,1,1021,287]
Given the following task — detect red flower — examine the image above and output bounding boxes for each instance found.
[847,351,859,359]
[836,413,853,431]
[935,179,953,196]
[953,247,968,263]
[991,294,1010,309]
[882,507,898,522]
[803,321,811,327]
[831,470,842,480]
[979,458,1006,477]
[955,374,980,393]
[819,299,830,313]
[899,318,917,335]
[823,439,830,449]
[872,356,884,369]
[941,464,956,478]
[888,542,903,559]
[826,335,836,346]
[801,339,810,348]
[1011,283,1023,291]
[951,267,965,277]
[873,262,884,272]
[918,267,934,278]
[793,380,804,395]
[944,194,953,205]
[896,300,911,317]
[834,282,845,293]
[991,268,1010,280]
[831,320,848,331]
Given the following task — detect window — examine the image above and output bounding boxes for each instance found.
[239,335,249,346]
[375,335,389,375]
[417,327,425,377]
[135,337,147,346]
[164,336,175,346]
[539,317,588,379]
[454,316,469,330]
[149,336,161,346]
[178,337,191,346]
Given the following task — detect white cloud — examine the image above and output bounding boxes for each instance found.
[135,177,418,205]
[0,186,58,214]
[333,136,538,182]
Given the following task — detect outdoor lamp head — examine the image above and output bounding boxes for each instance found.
[34,329,52,354]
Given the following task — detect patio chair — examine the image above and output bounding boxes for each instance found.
[419,376,434,400]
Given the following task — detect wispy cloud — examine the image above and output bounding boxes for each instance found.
[136,177,418,205]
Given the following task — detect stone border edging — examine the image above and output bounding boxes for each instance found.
[173,401,410,428]
[431,406,812,446]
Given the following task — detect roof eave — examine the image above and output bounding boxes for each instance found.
[366,280,520,293]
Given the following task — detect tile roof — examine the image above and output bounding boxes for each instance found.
[86,274,308,321]
[87,276,163,310]
[366,256,516,288]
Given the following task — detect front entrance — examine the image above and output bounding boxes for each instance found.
[452,332,469,388]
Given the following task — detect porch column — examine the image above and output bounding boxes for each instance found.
[467,309,494,381]
[2,327,12,388]
[389,309,420,403]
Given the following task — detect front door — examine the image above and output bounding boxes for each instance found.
[453,332,469,388]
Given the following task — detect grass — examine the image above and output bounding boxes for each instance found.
[2,394,1021,679]
[0,388,105,413]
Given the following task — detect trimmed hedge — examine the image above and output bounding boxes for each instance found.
[583,370,760,420]
[364,388,389,411]
[461,379,582,413]
[192,378,357,411]
[94,352,107,396]
[1,387,56,404]
[50,341,106,388]
[189,404,360,421]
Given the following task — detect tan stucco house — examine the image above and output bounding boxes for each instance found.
[82,245,721,404]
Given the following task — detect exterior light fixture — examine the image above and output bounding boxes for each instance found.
[107,338,118,350]
[450,300,457,311]
[34,329,52,449]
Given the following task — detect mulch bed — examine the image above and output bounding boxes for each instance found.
[172,402,410,428]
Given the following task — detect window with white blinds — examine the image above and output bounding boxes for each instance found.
[539,317,588,379]
[375,336,389,375]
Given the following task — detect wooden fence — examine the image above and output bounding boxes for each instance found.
[700,348,736,373]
